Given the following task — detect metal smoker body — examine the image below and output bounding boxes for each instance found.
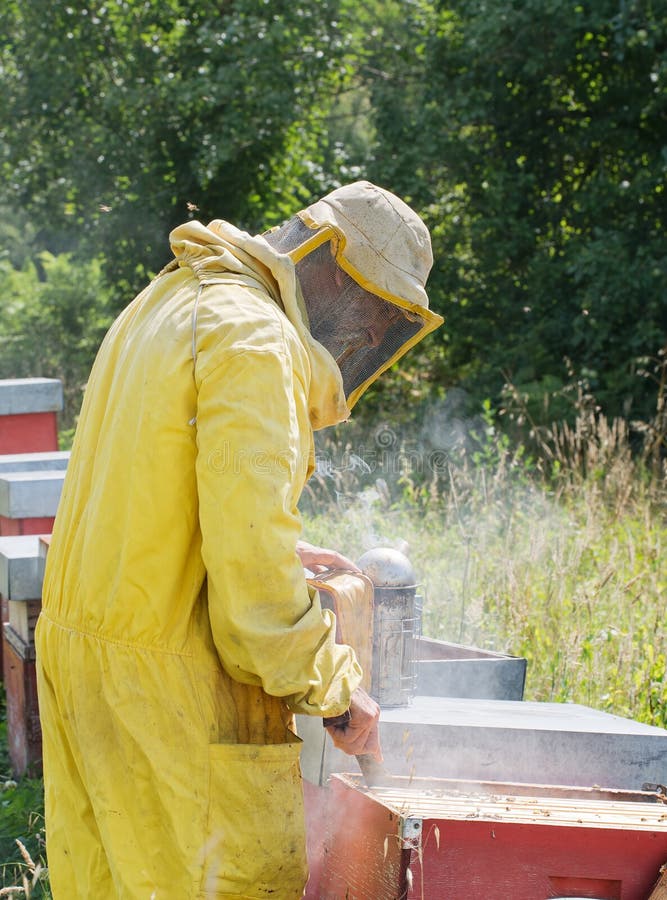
[356,547,420,708]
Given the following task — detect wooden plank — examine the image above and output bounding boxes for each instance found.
[318,776,408,899]
[364,782,667,831]
[8,598,41,643]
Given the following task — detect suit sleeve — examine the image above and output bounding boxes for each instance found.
[195,343,362,717]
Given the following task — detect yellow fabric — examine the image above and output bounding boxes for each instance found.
[36,220,362,899]
[173,218,351,431]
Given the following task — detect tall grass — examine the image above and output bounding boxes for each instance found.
[303,402,667,728]
[0,689,49,897]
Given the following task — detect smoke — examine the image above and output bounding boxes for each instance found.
[303,389,570,653]
[304,386,576,796]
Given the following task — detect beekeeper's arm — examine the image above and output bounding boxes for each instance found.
[195,341,362,718]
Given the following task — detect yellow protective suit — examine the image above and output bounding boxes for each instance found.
[35,220,363,899]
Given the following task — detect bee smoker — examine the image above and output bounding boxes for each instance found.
[356,547,420,708]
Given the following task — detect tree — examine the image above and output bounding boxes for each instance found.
[0,251,113,428]
[2,0,665,426]
[354,0,667,421]
[0,0,349,299]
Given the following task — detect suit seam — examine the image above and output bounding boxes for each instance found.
[39,610,194,657]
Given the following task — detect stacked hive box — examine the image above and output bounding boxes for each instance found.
[0,378,64,536]
[0,378,66,775]
[0,535,46,774]
[300,568,667,896]
[0,457,67,537]
[0,452,67,685]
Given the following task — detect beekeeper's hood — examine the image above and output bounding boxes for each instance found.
[265,180,443,410]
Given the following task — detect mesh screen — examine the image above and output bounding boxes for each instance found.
[294,242,423,400]
[264,216,425,401]
[263,216,314,253]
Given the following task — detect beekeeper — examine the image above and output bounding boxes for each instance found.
[35,180,443,899]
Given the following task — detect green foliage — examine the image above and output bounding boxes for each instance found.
[0,690,49,896]
[0,0,349,297]
[0,251,113,428]
[352,0,667,421]
[1,0,665,424]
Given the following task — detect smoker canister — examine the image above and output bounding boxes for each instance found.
[356,547,420,708]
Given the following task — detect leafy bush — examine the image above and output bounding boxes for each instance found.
[0,252,113,431]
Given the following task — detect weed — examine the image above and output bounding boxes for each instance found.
[0,691,49,896]
[302,396,667,728]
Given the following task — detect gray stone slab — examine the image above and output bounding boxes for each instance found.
[0,471,65,518]
[0,535,42,600]
[0,451,70,473]
[0,378,63,415]
[299,696,667,791]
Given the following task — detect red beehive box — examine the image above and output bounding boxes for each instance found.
[314,774,667,900]
[0,378,63,455]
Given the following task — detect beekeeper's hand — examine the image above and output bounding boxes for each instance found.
[324,687,382,761]
[296,539,360,575]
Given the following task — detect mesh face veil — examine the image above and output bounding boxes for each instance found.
[293,239,424,403]
[264,182,443,410]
